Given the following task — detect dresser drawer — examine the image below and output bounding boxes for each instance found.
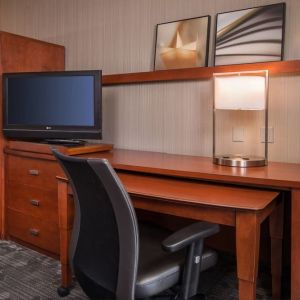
[6,155,62,189]
[6,182,58,222]
[6,209,60,254]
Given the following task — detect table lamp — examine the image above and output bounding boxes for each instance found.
[213,70,269,167]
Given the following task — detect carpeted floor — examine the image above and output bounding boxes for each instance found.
[0,241,86,299]
[0,240,287,299]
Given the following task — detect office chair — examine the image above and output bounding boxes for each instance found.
[53,149,219,300]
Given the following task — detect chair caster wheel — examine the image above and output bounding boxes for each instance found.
[57,286,70,297]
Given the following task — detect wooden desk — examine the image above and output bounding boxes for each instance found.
[93,149,300,300]
[57,150,287,300]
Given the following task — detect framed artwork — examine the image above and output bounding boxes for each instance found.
[154,16,211,71]
[214,3,286,66]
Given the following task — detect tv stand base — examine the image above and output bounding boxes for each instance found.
[43,139,86,146]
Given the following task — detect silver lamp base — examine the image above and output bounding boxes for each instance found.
[213,155,266,167]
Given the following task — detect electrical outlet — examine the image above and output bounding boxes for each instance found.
[232,127,244,142]
[260,127,274,143]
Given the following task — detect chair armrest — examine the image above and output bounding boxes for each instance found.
[162,222,219,253]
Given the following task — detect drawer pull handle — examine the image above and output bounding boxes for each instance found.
[28,169,39,176]
[30,199,40,206]
[29,228,40,237]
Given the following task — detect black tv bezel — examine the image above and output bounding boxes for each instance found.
[2,70,102,140]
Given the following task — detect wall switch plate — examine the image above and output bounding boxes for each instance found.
[260,127,274,143]
[232,127,244,142]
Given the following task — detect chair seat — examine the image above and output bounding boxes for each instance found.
[135,223,218,298]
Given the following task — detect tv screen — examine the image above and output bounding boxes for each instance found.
[3,70,102,141]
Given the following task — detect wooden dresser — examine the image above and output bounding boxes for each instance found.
[4,141,113,256]
[0,31,65,237]
[5,152,62,255]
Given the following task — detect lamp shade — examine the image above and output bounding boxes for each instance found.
[214,74,266,110]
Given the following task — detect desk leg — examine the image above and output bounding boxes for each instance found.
[57,179,73,297]
[269,199,284,300]
[291,189,300,300]
[236,211,260,300]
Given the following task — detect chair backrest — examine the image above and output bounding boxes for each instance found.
[53,149,139,300]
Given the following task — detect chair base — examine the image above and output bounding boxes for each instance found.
[57,286,70,297]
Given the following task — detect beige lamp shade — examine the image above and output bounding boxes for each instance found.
[214,74,266,110]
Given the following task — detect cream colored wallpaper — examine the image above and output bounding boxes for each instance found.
[0,0,299,162]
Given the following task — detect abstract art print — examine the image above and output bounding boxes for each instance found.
[214,3,285,66]
[154,16,210,70]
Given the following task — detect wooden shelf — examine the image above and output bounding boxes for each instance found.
[102,60,300,86]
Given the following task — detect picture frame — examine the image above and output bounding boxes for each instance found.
[213,3,286,66]
[154,15,211,71]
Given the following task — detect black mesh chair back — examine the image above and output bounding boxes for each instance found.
[53,150,139,299]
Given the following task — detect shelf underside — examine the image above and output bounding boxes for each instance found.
[102,60,300,86]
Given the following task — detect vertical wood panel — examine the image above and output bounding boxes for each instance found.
[0,0,299,162]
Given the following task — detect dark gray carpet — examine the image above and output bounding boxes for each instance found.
[0,240,287,299]
[0,241,86,299]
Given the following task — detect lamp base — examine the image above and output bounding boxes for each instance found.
[213,155,266,167]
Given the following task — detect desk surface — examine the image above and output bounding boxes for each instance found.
[84,149,300,189]
[7,141,300,189]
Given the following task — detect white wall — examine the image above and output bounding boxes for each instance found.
[1,0,299,162]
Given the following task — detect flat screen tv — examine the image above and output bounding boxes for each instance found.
[3,70,102,143]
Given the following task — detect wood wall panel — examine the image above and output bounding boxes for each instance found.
[0,0,300,162]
